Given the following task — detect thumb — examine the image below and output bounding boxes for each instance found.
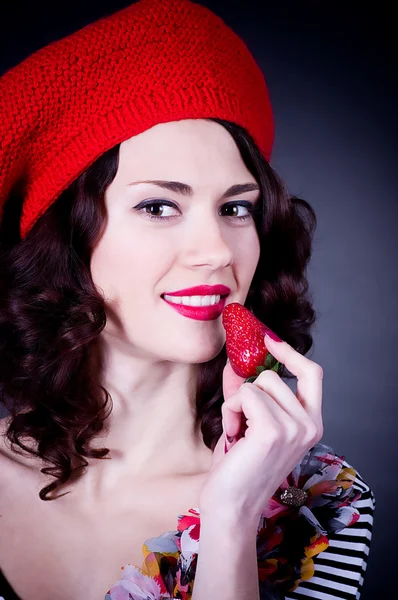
[222,360,246,440]
[222,359,246,401]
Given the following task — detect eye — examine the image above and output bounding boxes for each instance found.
[136,200,178,221]
[132,199,262,222]
[133,200,180,221]
[221,202,258,221]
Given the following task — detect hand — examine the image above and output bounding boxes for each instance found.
[198,333,324,525]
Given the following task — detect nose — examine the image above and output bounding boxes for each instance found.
[182,212,234,270]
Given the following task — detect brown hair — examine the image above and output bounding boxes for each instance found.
[0,118,318,500]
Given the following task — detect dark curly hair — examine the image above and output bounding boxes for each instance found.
[0,118,318,501]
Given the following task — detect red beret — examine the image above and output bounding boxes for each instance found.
[0,0,274,239]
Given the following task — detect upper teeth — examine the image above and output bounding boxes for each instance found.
[164,294,221,306]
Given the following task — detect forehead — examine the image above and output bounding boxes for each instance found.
[116,119,256,187]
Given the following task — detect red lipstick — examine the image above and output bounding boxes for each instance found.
[162,296,228,321]
[162,284,231,321]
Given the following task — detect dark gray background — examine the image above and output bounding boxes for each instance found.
[0,1,396,597]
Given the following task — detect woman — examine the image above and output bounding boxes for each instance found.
[0,1,375,599]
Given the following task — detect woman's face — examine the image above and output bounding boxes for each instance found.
[90,119,261,364]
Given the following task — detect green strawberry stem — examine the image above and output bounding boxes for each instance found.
[244,352,281,384]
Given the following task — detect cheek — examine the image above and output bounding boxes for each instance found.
[90,229,172,302]
[90,232,137,300]
[236,234,260,286]
[237,232,260,266]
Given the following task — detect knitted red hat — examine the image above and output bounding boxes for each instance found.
[0,0,274,240]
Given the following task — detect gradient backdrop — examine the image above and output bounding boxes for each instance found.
[0,1,396,597]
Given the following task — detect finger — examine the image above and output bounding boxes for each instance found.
[221,400,243,440]
[222,359,301,440]
[223,382,285,440]
[263,333,323,427]
[252,369,314,425]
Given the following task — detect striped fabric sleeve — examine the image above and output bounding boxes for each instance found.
[284,460,375,600]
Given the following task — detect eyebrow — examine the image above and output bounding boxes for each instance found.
[127,179,260,199]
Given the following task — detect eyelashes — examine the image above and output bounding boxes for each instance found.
[132,199,262,222]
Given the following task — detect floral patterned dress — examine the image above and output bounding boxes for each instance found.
[0,442,375,600]
[104,442,375,600]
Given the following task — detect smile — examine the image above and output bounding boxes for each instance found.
[163,294,221,306]
[161,294,228,321]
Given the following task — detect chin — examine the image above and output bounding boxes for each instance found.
[182,342,225,365]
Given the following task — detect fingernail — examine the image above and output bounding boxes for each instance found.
[264,329,283,343]
[224,434,236,453]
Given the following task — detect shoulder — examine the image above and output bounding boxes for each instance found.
[328,452,375,555]
[256,444,375,599]
[342,454,375,507]
[284,449,375,600]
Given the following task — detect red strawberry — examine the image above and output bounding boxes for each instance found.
[222,302,281,382]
